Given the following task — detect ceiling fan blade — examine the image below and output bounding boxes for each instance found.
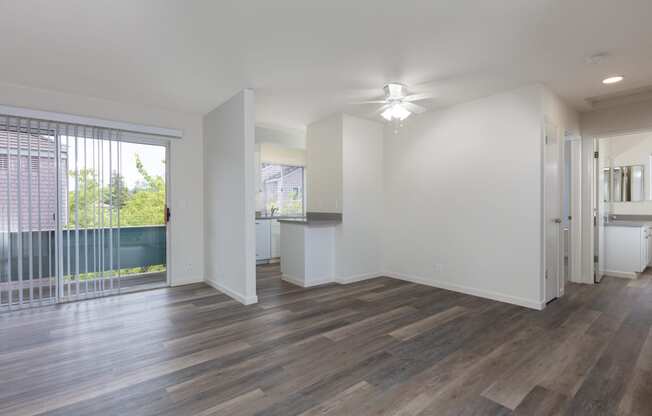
[351,100,388,104]
[402,102,427,114]
[403,93,434,102]
[366,103,390,118]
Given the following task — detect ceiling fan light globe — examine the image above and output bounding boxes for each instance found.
[381,103,411,121]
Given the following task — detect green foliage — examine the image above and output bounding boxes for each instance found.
[68,153,165,228]
[284,190,303,215]
[103,173,129,209]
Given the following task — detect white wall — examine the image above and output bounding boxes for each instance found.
[542,86,581,139]
[255,125,305,149]
[382,85,545,309]
[260,142,306,166]
[335,115,384,281]
[306,115,343,213]
[0,82,204,286]
[203,89,257,304]
[581,99,652,138]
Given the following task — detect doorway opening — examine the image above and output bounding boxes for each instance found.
[594,130,652,282]
[0,116,169,310]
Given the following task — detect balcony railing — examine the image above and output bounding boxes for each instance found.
[0,225,166,281]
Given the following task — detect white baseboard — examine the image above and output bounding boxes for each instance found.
[281,274,307,287]
[602,270,638,279]
[335,272,383,284]
[204,279,258,305]
[384,271,544,311]
[283,272,382,287]
[281,274,332,288]
[170,276,203,286]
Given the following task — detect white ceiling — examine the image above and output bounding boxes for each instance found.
[1,0,651,129]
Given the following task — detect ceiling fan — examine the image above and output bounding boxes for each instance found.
[357,83,430,122]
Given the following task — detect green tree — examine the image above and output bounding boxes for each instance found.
[103,173,130,209]
[120,154,165,226]
[68,169,104,228]
[68,154,165,228]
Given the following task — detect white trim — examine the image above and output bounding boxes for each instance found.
[384,271,545,311]
[601,271,638,279]
[335,272,382,284]
[0,104,183,138]
[281,274,332,288]
[581,136,596,284]
[205,278,258,305]
[282,272,382,287]
[170,276,204,286]
[281,274,307,287]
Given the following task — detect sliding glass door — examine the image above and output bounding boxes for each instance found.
[0,116,168,309]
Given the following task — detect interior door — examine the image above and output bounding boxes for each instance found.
[544,121,562,303]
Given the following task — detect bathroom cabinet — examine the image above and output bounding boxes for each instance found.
[603,223,650,278]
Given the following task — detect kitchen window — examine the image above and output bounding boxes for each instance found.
[261,163,304,217]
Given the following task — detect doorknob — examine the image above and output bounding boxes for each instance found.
[553,218,562,224]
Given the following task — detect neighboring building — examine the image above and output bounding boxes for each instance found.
[0,131,68,232]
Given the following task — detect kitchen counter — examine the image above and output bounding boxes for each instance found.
[255,216,304,220]
[277,212,342,226]
[279,213,342,287]
[277,218,341,225]
[604,221,652,228]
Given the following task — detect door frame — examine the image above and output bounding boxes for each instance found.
[568,138,583,284]
[164,141,171,287]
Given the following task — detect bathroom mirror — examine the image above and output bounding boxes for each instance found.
[602,168,611,202]
[604,164,645,202]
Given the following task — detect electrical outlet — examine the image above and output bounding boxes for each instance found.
[434,264,443,273]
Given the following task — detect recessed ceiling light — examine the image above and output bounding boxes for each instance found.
[602,76,624,84]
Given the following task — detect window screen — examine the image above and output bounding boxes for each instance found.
[261,163,304,216]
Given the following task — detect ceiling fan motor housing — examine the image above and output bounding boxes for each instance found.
[384,83,407,101]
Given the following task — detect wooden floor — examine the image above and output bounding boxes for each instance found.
[1,264,651,416]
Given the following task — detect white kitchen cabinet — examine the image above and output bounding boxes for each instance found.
[270,220,281,258]
[255,220,271,260]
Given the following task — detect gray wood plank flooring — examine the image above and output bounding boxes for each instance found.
[1,264,651,416]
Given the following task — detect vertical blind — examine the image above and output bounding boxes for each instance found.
[0,115,125,309]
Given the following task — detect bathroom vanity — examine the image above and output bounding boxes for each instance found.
[603,222,652,278]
